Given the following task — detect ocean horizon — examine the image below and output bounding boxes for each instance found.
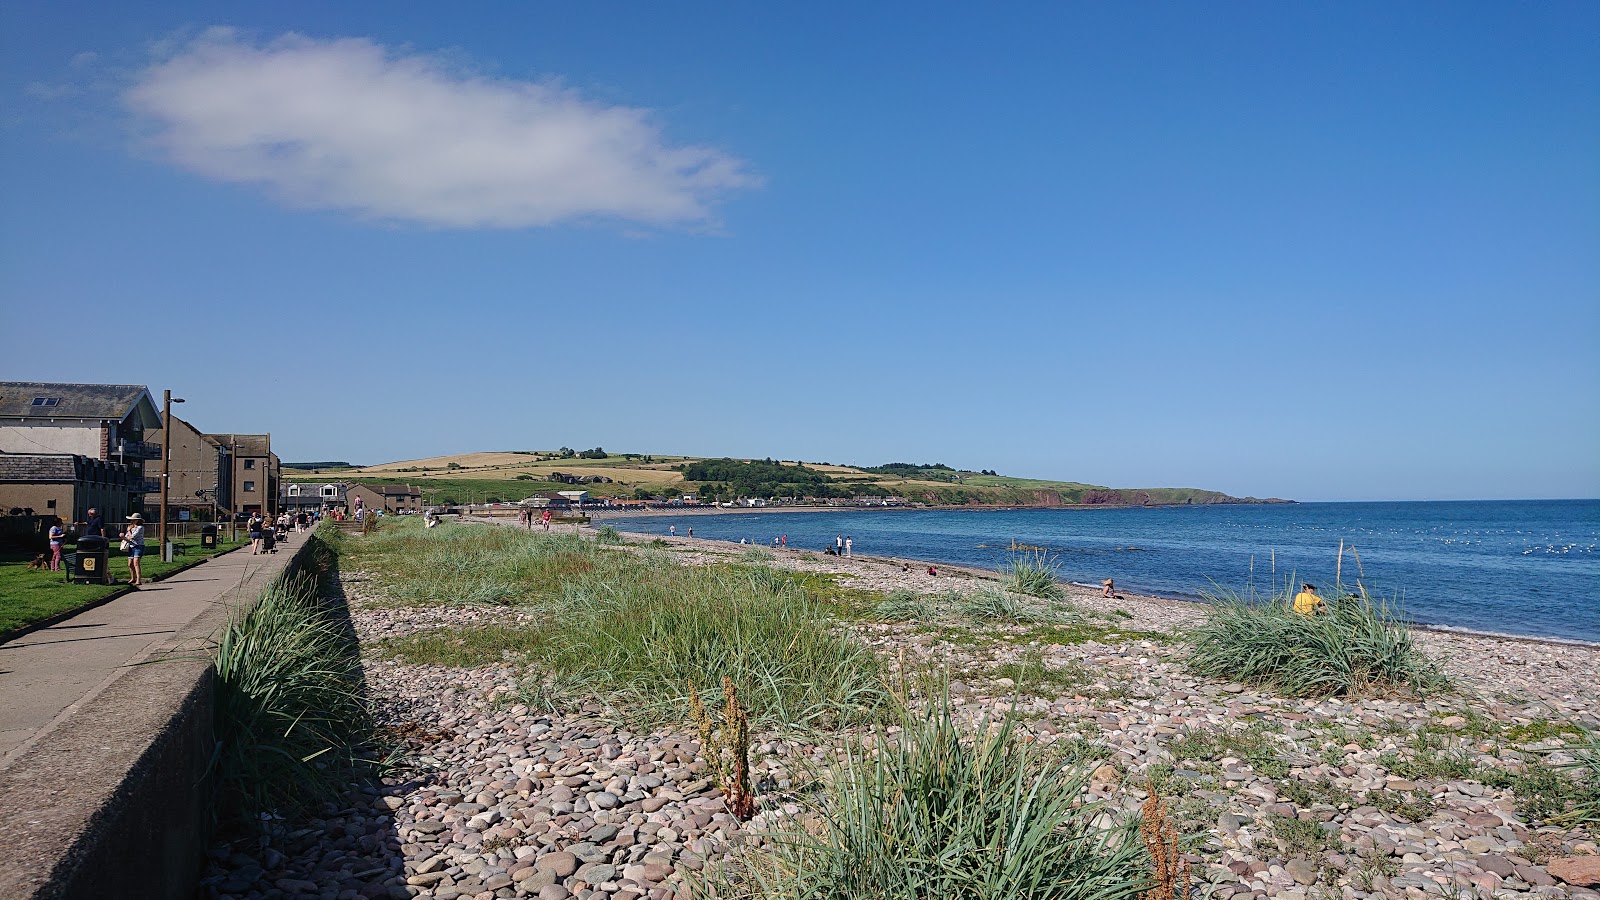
[602,499,1600,644]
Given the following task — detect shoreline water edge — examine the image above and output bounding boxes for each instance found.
[587,503,1600,649]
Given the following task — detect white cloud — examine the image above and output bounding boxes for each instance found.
[124,29,759,229]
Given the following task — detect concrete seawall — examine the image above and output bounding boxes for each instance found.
[0,535,320,899]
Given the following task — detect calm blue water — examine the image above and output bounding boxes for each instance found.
[604,501,1600,643]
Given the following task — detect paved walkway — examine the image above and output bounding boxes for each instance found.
[0,533,305,763]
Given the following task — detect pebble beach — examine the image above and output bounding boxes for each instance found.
[202,526,1600,900]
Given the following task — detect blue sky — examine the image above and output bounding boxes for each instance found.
[2,2,1596,501]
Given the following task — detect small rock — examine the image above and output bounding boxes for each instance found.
[1550,857,1600,887]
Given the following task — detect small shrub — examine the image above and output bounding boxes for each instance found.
[709,701,1150,899]
[594,525,624,544]
[1140,788,1191,900]
[688,678,755,820]
[1187,585,1449,698]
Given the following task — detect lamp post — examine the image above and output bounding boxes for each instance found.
[159,390,185,561]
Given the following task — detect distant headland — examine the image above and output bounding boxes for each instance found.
[283,450,1290,509]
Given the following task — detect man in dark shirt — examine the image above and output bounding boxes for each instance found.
[84,508,104,537]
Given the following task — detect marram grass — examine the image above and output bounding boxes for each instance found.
[1186,584,1449,698]
[350,519,888,730]
[702,699,1151,900]
[1004,549,1065,600]
[211,558,368,826]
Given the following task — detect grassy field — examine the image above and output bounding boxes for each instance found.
[0,536,250,636]
[286,449,1269,506]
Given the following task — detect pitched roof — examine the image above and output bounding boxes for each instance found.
[207,433,272,456]
[374,484,421,496]
[0,382,161,427]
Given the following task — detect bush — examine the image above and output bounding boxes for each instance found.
[212,560,368,826]
[1186,586,1448,698]
[708,700,1150,899]
[1005,549,1064,600]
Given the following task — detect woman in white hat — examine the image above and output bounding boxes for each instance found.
[122,513,146,587]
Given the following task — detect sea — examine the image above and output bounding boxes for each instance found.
[601,500,1600,644]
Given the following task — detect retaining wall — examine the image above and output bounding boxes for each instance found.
[0,536,323,900]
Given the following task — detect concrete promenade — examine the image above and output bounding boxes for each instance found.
[0,531,309,899]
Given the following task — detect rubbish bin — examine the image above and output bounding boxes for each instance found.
[74,535,111,584]
[201,524,218,549]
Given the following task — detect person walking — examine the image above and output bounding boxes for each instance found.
[48,518,66,570]
[248,513,264,554]
[122,513,146,587]
[844,536,853,557]
[669,525,676,537]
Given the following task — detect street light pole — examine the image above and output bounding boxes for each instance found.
[159,390,185,560]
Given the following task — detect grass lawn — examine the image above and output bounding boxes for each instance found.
[0,536,250,637]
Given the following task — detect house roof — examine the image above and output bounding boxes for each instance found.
[0,382,161,427]
[0,453,79,482]
[207,433,272,456]
[374,484,420,496]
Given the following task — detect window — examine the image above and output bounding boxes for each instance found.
[244,459,256,470]
[288,484,302,496]
[31,397,61,407]
[244,481,256,492]
[322,486,337,497]
[47,499,57,509]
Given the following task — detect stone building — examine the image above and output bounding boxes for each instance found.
[0,382,162,521]
[206,433,280,517]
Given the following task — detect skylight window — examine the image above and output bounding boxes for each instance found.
[31,397,60,407]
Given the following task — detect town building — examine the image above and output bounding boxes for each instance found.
[345,483,422,515]
[206,434,280,517]
[0,382,162,522]
[281,482,346,514]
[143,414,232,523]
[0,454,141,524]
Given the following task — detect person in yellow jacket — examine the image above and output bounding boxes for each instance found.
[1293,583,1326,616]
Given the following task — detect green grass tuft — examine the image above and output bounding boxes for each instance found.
[1186,585,1449,698]
[211,530,368,827]
[706,700,1151,899]
[1004,549,1064,600]
[873,589,928,622]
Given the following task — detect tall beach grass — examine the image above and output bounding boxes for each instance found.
[1186,584,1448,698]
[358,519,888,729]
[211,532,368,826]
[706,699,1150,900]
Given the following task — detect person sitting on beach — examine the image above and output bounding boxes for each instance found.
[1102,578,1114,598]
[1293,583,1326,616]
[927,566,938,577]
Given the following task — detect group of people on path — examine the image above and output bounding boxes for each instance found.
[250,512,307,555]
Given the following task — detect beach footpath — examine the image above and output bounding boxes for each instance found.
[0,532,311,900]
